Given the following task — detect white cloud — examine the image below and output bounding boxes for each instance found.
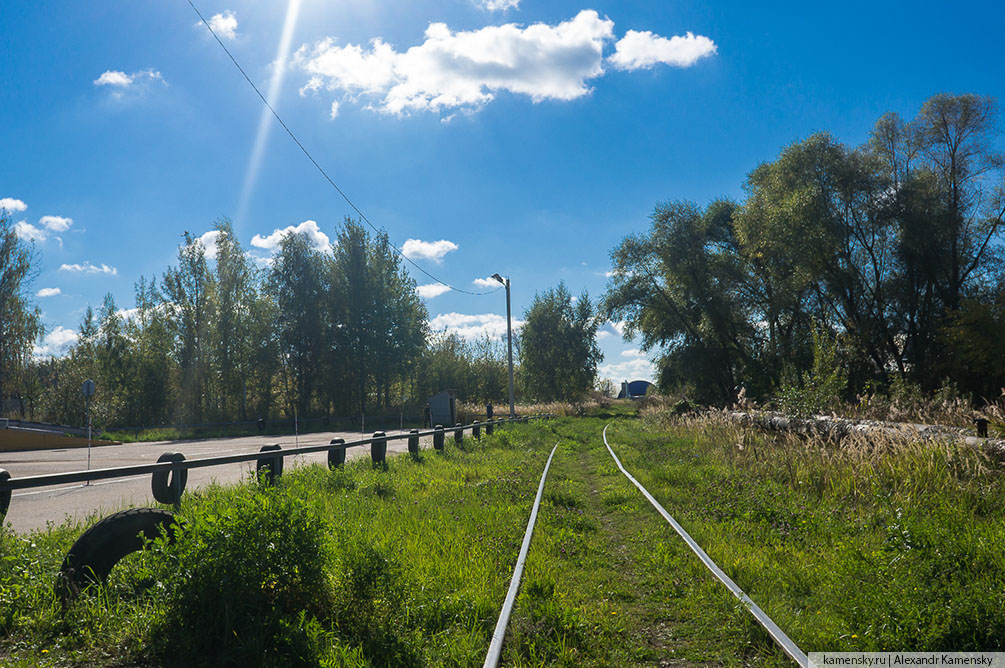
[596,330,612,340]
[206,10,238,40]
[478,0,520,11]
[36,287,62,298]
[295,10,615,116]
[402,238,458,262]
[93,69,165,100]
[473,276,502,288]
[116,307,141,322]
[194,230,222,260]
[621,348,646,358]
[251,220,332,254]
[39,215,72,232]
[94,70,133,87]
[33,326,78,358]
[59,261,118,276]
[416,283,452,298]
[429,312,524,341]
[599,356,655,383]
[14,221,46,242]
[609,30,716,70]
[329,100,340,119]
[0,197,28,212]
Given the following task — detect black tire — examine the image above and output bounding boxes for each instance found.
[151,452,187,505]
[257,443,283,483]
[0,469,11,519]
[58,508,177,594]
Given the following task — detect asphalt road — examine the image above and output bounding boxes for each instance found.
[2,429,431,533]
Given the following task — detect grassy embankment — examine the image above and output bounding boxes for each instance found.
[3,403,1004,666]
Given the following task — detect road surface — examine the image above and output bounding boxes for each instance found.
[1,429,430,533]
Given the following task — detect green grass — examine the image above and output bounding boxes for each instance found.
[2,404,1003,666]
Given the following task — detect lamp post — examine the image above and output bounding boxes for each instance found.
[491,273,516,418]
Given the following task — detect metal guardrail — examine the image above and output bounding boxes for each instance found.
[0,415,555,518]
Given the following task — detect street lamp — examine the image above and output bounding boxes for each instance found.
[491,273,516,419]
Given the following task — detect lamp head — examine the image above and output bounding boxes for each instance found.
[491,273,505,285]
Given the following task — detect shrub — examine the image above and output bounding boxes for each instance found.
[152,489,334,667]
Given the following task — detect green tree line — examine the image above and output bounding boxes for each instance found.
[2,215,605,428]
[603,93,1005,405]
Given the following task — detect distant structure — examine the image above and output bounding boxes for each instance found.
[618,380,654,399]
[427,390,457,427]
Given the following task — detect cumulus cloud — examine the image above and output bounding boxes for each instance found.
[93,69,165,101]
[295,10,616,116]
[206,10,238,40]
[193,230,222,260]
[473,276,502,288]
[295,12,716,117]
[14,221,46,242]
[416,283,452,299]
[34,326,79,358]
[116,307,141,322]
[59,261,118,276]
[36,287,62,298]
[478,0,520,11]
[608,30,716,70]
[596,330,612,340]
[251,220,332,254]
[599,356,655,383]
[429,312,524,341]
[39,215,73,232]
[402,239,458,262]
[609,320,628,336]
[0,197,28,212]
[94,70,134,87]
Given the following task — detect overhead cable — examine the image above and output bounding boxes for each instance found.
[188,0,502,296]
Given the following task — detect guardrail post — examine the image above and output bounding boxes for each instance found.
[486,404,494,436]
[473,420,481,440]
[454,422,463,445]
[408,428,420,459]
[328,438,346,469]
[151,452,187,507]
[975,417,990,438]
[434,425,445,451]
[371,431,387,467]
[0,469,10,519]
[257,444,284,484]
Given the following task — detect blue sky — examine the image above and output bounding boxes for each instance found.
[3,0,1004,385]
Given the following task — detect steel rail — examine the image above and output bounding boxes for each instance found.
[483,441,559,668]
[0,418,529,492]
[602,424,808,667]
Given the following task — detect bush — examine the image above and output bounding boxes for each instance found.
[152,489,334,667]
[777,327,847,418]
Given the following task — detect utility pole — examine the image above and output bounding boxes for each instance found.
[492,274,516,418]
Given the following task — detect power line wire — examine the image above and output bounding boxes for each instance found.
[188,0,502,296]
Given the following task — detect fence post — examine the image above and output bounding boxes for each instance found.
[371,431,387,467]
[408,428,420,459]
[434,425,445,451]
[473,420,481,440]
[328,438,346,469]
[0,469,10,519]
[454,422,463,445]
[486,404,494,435]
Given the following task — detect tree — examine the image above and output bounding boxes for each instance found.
[0,215,42,415]
[521,282,602,402]
[603,200,757,404]
[267,230,326,419]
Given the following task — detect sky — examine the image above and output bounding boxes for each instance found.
[3,0,1004,387]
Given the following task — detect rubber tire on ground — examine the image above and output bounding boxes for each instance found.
[0,469,10,519]
[151,452,187,505]
[257,443,283,484]
[58,507,177,595]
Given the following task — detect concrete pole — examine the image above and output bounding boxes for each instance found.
[505,278,515,419]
